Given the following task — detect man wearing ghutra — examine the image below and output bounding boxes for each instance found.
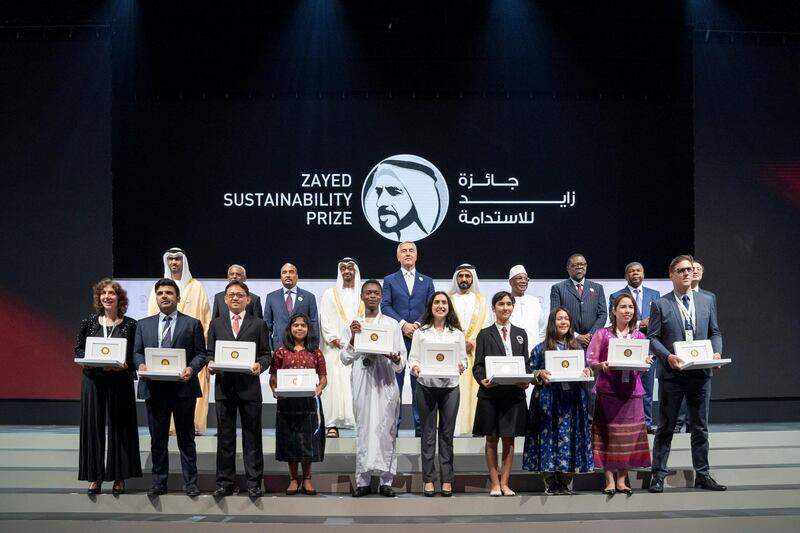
[148,247,212,434]
[341,279,406,497]
[448,264,492,435]
[319,258,362,437]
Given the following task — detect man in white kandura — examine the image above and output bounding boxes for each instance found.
[319,257,361,437]
[449,264,492,435]
[508,265,547,349]
[341,279,406,497]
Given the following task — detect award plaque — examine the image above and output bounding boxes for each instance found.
[210,340,257,373]
[74,337,127,368]
[137,348,184,380]
[607,338,651,371]
[545,350,594,382]
[275,368,318,397]
[353,322,394,355]
[674,340,732,370]
[420,342,460,378]
[485,356,534,385]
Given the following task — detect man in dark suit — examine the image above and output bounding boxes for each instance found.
[207,280,271,499]
[134,278,207,497]
[380,241,435,435]
[647,254,726,493]
[211,264,263,320]
[608,261,661,431]
[550,253,607,347]
[264,262,319,350]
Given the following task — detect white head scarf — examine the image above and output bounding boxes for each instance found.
[336,257,362,317]
[449,263,482,295]
[161,247,193,295]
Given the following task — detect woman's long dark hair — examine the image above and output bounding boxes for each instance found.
[611,293,638,333]
[418,291,462,331]
[282,312,320,351]
[544,306,579,351]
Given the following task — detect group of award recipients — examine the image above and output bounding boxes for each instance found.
[74,247,726,498]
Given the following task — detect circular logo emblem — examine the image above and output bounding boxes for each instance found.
[362,154,449,242]
[561,360,570,369]
[435,353,445,363]
[161,359,170,367]
[691,349,700,358]
[623,349,633,358]
[100,346,110,356]
[363,356,373,367]
[230,350,240,360]
[291,376,300,386]
[370,333,379,342]
[500,364,511,374]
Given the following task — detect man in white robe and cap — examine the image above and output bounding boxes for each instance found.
[148,247,212,434]
[341,279,406,497]
[449,264,492,435]
[319,258,362,437]
[508,265,547,349]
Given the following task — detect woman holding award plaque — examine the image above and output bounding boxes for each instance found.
[269,312,327,495]
[74,278,142,495]
[522,307,593,495]
[586,293,652,495]
[408,292,468,497]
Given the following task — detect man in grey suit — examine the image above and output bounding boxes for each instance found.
[549,253,607,347]
[211,264,263,320]
[647,255,726,493]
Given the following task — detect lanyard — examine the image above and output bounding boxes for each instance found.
[101,316,117,338]
[674,294,696,331]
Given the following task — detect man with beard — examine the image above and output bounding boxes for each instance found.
[264,263,319,351]
[508,265,547,349]
[211,264,263,320]
[147,247,212,434]
[319,258,362,437]
[550,254,607,348]
[448,264,492,435]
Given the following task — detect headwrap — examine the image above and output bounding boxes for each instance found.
[449,263,482,295]
[161,247,193,294]
[335,257,362,318]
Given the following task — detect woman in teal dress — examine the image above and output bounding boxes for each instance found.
[522,306,593,495]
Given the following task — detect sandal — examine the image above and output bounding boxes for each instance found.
[326,427,339,438]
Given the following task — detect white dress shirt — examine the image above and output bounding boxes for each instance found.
[229,310,246,338]
[408,326,468,388]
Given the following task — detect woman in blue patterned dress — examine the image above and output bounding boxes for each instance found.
[522,307,593,495]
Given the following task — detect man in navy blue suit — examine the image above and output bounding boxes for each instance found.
[608,261,661,431]
[647,254,726,493]
[264,263,319,351]
[134,279,207,497]
[549,253,607,347]
[380,241,435,436]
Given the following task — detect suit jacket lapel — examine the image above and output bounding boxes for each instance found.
[488,326,506,356]
[238,315,254,339]
[665,292,685,339]
[566,281,581,301]
[510,327,525,357]
[171,313,187,345]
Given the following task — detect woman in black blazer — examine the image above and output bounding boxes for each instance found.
[472,291,530,496]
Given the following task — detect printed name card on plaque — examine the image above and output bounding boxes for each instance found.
[673,340,732,370]
[421,342,459,378]
[210,340,256,373]
[354,322,394,355]
[544,350,594,382]
[485,356,533,385]
[75,337,127,368]
[607,338,651,371]
[275,368,317,397]
[138,348,185,380]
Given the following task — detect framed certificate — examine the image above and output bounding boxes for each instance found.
[485,356,533,385]
[74,337,127,368]
[353,322,394,355]
[275,368,317,397]
[545,350,594,383]
[138,347,184,380]
[674,340,732,370]
[421,342,460,378]
[607,338,651,371]
[210,340,257,373]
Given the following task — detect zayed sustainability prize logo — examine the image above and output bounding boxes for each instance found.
[361,154,449,242]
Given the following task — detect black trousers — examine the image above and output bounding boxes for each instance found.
[78,373,142,482]
[651,375,711,479]
[416,384,459,483]
[146,395,197,488]
[215,395,264,489]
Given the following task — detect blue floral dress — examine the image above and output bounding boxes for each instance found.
[522,342,593,473]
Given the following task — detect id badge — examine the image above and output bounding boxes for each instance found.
[685,329,694,342]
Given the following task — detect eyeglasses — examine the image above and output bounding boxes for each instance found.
[225,292,248,299]
[569,263,587,268]
[674,267,693,274]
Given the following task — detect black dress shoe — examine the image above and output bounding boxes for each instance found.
[352,486,371,497]
[148,485,168,497]
[213,486,234,498]
[87,483,101,495]
[379,485,396,497]
[185,484,201,497]
[557,483,573,495]
[544,484,558,496]
[248,487,263,498]
[694,476,727,491]
[648,477,664,493]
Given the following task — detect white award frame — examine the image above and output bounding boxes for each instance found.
[74,337,127,368]
[607,338,651,371]
[674,340,732,370]
[485,356,534,385]
[545,350,594,382]
[275,368,318,397]
[210,340,257,373]
[138,347,184,381]
[353,322,394,355]
[421,342,460,378]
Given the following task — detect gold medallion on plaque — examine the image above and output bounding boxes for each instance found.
[161,359,170,367]
[691,349,700,358]
[370,333,379,342]
[100,346,110,356]
[561,360,570,369]
[291,376,300,386]
[230,350,240,359]
[435,353,445,362]
[623,348,633,358]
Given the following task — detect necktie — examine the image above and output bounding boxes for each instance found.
[681,295,693,330]
[285,291,294,314]
[634,288,641,317]
[405,271,414,293]
[576,283,583,298]
[232,314,240,336]
[502,326,507,342]
[161,316,173,348]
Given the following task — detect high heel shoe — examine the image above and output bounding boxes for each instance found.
[423,483,435,497]
[87,482,101,495]
[602,487,616,496]
[301,478,317,496]
[112,481,125,496]
[285,478,299,495]
[441,484,453,497]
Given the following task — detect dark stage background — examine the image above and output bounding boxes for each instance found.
[1,1,798,417]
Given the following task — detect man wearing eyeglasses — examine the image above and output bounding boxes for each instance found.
[549,254,607,347]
